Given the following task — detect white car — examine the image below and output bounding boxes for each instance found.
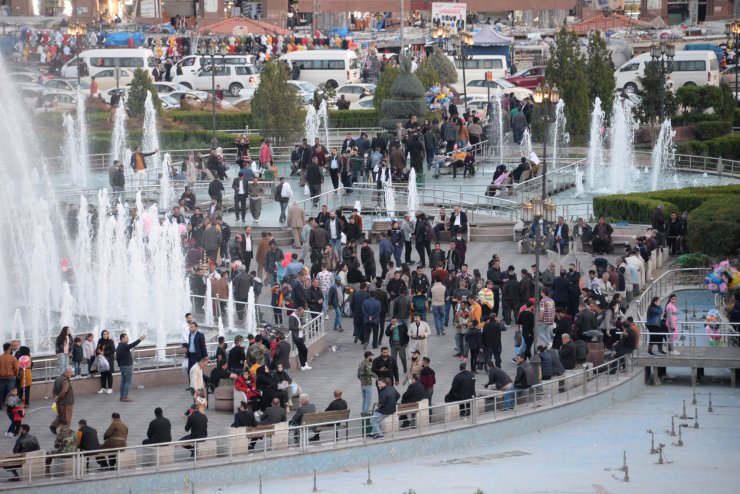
[348,98,375,110]
[288,80,319,97]
[42,78,91,93]
[34,92,77,113]
[9,72,44,98]
[82,69,134,92]
[463,79,532,101]
[335,83,376,103]
[168,91,209,104]
[159,94,181,110]
[153,82,209,101]
[172,65,260,96]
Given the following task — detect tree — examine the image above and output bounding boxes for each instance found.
[414,58,440,90]
[545,28,591,142]
[586,30,615,117]
[251,61,306,144]
[634,60,677,127]
[429,45,458,86]
[373,65,400,112]
[380,55,426,129]
[127,68,161,117]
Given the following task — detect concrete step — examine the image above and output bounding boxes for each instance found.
[470,233,514,242]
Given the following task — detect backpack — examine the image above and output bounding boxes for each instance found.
[425,221,434,243]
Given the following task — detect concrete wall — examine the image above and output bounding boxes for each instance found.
[18,369,645,494]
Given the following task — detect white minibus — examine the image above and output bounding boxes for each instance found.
[615,50,719,93]
[60,48,157,78]
[279,50,360,88]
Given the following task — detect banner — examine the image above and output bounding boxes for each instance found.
[431,2,467,32]
[140,0,156,18]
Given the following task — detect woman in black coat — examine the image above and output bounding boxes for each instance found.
[516,302,535,359]
[96,329,116,394]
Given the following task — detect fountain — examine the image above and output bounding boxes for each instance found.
[139,91,161,187]
[59,282,76,329]
[574,166,585,198]
[407,168,419,213]
[607,97,636,193]
[159,152,174,211]
[551,99,571,166]
[304,99,330,146]
[217,316,225,339]
[204,277,214,326]
[651,119,676,191]
[493,86,505,163]
[382,176,396,218]
[226,282,236,333]
[62,90,90,187]
[110,104,131,169]
[520,128,533,158]
[586,97,605,189]
[245,287,257,335]
[12,308,26,343]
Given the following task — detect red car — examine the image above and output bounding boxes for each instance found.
[505,66,546,90]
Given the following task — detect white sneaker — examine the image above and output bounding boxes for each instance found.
[301,365,312,371]
[97,388,106,394]
[106,389,113,394]
[4,432,13,437]
[669,350,680,356]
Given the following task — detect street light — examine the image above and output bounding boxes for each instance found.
[532,83,560,200]
[725,20,740,106]
[432,27,474,107]
[199,45,226,141]
[649,41,675,121]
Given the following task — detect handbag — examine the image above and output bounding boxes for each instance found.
[95,355,110,373]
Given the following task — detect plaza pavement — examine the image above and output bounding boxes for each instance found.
[8,239,628,451]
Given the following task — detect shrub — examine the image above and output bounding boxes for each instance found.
[380,55,426,130]
[327,109,380,128]
[128,68,161,117]
[170,111,253,130]
[694,120,732,140]
[676,253,714,268]
[672,113,720,126]
[687,198,740,257]
[593,196,678,224]
[677,134,740,159]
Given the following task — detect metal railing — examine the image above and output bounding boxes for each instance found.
[504,158,587,205]
[24,301,324,384]
[635,268,712,322]
[630,327,740,361]
[0,354,639,488]
[633,151,740,178]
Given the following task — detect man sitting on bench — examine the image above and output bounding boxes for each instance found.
[289,394,317,443]
[511,157,531,182]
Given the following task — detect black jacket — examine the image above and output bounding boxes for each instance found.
[146,416,172,444]
[482,319,505,348]
[447,370,476,401]
[115,338,142,367]
[231,410,258,428]
[326,398,348,411]
[260,405,287,425]
[377,385,400,415]
[385,322,409,346]
[184,411,208,439]
[228,345,246,370]
[78,425,101,451]
[306,163,322,185]
[559,341,577,370]
[401,381,427,403]
[186,331,208,361]
[372,355,399,383]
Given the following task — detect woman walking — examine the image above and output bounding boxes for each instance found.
[646,297,666,355]
[665,294,680,355]
[96,330,116,394]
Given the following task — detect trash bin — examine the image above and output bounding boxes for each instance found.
[361,412,373,436]
[264,168,275,181]
[415,172,425,187]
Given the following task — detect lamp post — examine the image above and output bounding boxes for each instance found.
[432,27,474,107]
[206,50,226,141]
[649,41,675,122]
[532,83,560,200]
[725,21,740,106]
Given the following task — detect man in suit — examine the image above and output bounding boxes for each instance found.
[399,373,427,427]
[260,397,287,424]
[232,172,248,222]
[287,201,306,248]
[290,393,317,443]
[362,294,382,350]
[143,407,172,445]
[445,362,477,416]
[185,322,207,375]
[340,133,356,154]
[448,206,468,236]
[325,389,348,412]
[552,216,569,253]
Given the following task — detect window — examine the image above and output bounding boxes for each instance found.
[180,57,196,67]
[235,66,258,76]
[468,80,483,87]
[674,60,705,72]
[620,63,640,72]
[349,58,359,70]
[710,58,718,71]
[97,70,112,78]
[327,60,345,69]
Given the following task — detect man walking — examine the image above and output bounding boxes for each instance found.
[247,177,264,225]
[274,177,293,224]
[232,172,248,222]
[290,307,311,370]
[115,333,145,402]
[287,201,305,248]
[50,367,74,435]
[385,316,409,376]
[537,288,556,347]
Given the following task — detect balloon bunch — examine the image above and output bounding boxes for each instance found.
[704,309,722,347]
[425,84,454,110]
[704,260,740,295]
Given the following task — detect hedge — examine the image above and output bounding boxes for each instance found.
[88,130,260,154]
[694,120,732,140]
[170,111,254,130]
[327,109,379,128]
[677,134,740,160]
[672,113,720,126]
[593,185,740,257]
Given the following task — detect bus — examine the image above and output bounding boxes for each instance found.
[615,50,720,94]
[279,50,360,88]
[60,48,157,78]
[448,54,509,92]
[174,54,257,77]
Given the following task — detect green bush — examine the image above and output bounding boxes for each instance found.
[170,111,253,130]
[694,120,732,140]
[687,198,740,257]
[672,113,720,126]
[677,134,740,159]
[88,130,259,154]
[734,107,740,127]
[594,185,740,257]
[327,109,380,128]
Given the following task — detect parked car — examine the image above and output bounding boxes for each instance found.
[168,91,209,104]
[335,83,376,103]
[505,66,546,90]
[80,69,135,93]
[348,98,375,110]
[720,64,739,86]
[34,92,77,113]
[288,80,319,97]
[172,65,260,96]
[463,79,533,101]
[152,82,209,101]
[9,72,45,99]
[41,78,90,93]
[159,94,181,110]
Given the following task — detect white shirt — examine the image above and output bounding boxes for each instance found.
[181,323,191,345]
[280,182,293,198]
[238,179,245,195]
[244,235,252,252]
[291,313,304,338]
[329,219,337,239]
[189,364,204,392]
[454,214,461,226]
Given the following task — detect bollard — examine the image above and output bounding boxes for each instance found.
[694,408,700,429]
[657,444,666,465]
[708,392,713,413]
[313,468,318,492]
[624,465,630,482]
[259,474,263,494]
[675,425,685,447]
[680,400,688,419]
[670,416,677,437]
[366,461,373,485]
[691,386,697,405]
[648,430,658,454]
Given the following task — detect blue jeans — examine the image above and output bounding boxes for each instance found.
[0,379,14,406]
[432,158,444,177]
[432,305,445,335]
[392,245,402,265]
[361,385,373,415]
[330,238,342,257]
[73,361,82,377]
[454,333,467,357]
[279,202,288,223]
[370,411,389,436]
[444,300,452,326]
[333,305,343,329]
[502,386,526,410]
[57,353,68,375]
[119,365,133,399]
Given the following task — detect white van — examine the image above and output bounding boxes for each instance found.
[174,54,257,77]
[60,48,157,78]
[615,50,719,93]
[449,54,508,92]
[279,50,360,88]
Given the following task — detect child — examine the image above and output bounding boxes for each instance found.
[271,283,283,325]
[72,337,84,378]
[5,388,22,437]
[82,333,96,377]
